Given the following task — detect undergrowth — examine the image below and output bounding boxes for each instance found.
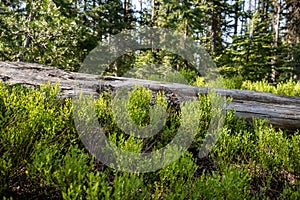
[195,76,300,97]
[0,80,299,199]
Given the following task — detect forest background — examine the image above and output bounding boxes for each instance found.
[1,0,300,83]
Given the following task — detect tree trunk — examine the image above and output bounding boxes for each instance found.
[1,61,300,130]
[233,0,239,36]
[124,0,130,23]
[151,0,155,26]
[18,2,34,61]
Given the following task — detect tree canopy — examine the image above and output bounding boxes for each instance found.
[0,0,299,82]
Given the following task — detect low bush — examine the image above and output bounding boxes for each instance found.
[241,78,300,96]
[0,82,299,199]
[194,75,300,96]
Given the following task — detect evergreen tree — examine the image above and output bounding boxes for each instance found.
[0,0,299,80]
[222,11,274,81]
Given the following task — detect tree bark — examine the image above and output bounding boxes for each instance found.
[1,61,300,130]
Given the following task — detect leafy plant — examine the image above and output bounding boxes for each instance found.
[0,82,299,199]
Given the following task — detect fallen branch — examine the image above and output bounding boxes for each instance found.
[1,61,299,130]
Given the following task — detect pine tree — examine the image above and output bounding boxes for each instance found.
[223,11,274,81]
[0,0,87,71]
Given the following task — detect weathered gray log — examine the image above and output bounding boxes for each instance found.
[0,61,300,130]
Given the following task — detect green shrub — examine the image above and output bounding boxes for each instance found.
[29,144,93,199]
[0,82,75,197]
[276,78,300,96]
[195,75,300,97]
[112,172,148,200]
[194,75,244,89]
[0,81,299,199]
[241,78,300,96]
[154,152,198,199]
[193,166,251,199]
[241,79,276,93]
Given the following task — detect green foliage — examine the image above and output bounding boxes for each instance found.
[194,166,251,199]
[0,83,299,199]
[0,0,92,71]
[112,172,147,200]
[1,0,300,198]
[194,75,300,95]
[155,152,198,199]
[242,79,276,93]
[0,82,76,197]
[221,75,245,89]
[1,0,299,80]
[194,75,244,89]
[221,11,275,81]
[128,86,152,126]
[0,0,127,71]
[125,49,199,85]
[242,78,300,96]
[30,144,93,199]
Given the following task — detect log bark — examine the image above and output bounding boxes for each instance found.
[0,61,300,130]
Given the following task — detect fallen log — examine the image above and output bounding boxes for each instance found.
[0,61,300,130]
